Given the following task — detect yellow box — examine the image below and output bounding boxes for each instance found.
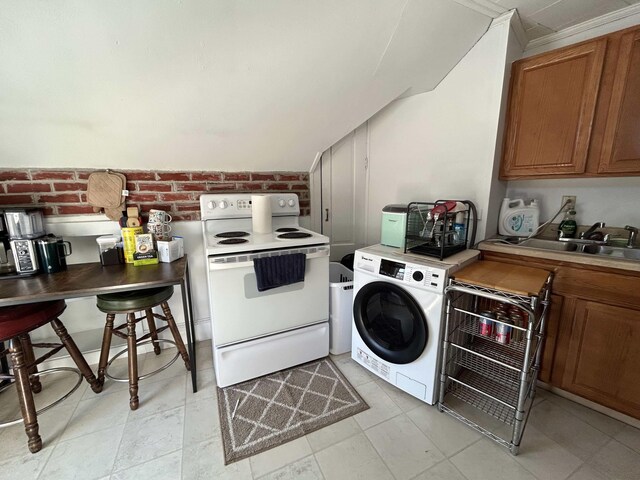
[121,226,143,263]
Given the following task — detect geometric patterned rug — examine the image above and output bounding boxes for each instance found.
[216,357,369,464]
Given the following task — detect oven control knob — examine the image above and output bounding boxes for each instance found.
[288,199,296,207]
[278,199,286,207]
[207,201,216,209]
[219,200,228,209]
[412,271,424,282]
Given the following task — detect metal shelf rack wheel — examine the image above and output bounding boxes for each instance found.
[437,265,553,455]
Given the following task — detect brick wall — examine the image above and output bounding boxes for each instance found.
[0,169,310,221]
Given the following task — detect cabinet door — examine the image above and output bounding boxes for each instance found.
[500,39,607,178]
[538,294,563,384]
[598,28,640,174]
[562,299,640,419]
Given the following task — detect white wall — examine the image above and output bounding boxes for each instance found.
[506,178,640,228]
[0,1,491,173]
[365,14,517,245]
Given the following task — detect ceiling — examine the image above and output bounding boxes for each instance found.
[480,0,640,40]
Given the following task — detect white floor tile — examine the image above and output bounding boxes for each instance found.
[412,460,467,480]
[183,396,220,447]
[588,439,640,480]
[195,343,213,371]
[365,414,445,480]
[374,377,426,413]
[450,439,537,480]
[545,393,625,437]
[614,425,640,455]
[514,424,583,480]
[0,448,53,480]
[307,417,362,453]
[407,404,481,458]
[334,359,377,387]
[110,450,182,480]
[126,373,187,419]
[315,433,394,480]
[40,424,125,480]
[566,464,610,480]
[113,406,184,472]
[182,436,252,480]
[529,399,610,461]
[255,455,324,480]
[353,381,402,430]
[186,367,217,405]
[249,436,313,478]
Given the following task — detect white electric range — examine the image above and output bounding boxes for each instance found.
[200,193,331,387]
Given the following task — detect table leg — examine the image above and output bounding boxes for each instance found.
[181,259,198,393]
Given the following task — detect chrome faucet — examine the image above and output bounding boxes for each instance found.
[625,225,638,248]
[580,222,605,240]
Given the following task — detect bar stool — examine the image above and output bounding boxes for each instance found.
[96,286,191,410]
[0,300,102,453]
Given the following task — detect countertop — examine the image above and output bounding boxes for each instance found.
[478,239,640,274]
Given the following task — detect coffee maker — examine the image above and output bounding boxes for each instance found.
[0,211,17,276]
[4,208,46,275]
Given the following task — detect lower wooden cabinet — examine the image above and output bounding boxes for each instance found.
[561,299,640,418]
[482,250,640,419]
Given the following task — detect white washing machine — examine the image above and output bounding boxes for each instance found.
[351,245,478,404]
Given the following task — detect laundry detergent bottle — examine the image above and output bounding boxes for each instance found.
[498,198,540,237]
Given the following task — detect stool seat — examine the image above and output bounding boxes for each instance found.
[97,286,174,313]
[0,300,66,342]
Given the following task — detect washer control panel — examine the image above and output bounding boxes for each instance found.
[355,251,448,293]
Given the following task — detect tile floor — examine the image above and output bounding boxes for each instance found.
[1,343,639,480]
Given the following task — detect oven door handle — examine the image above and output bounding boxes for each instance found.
[209,247,329,271]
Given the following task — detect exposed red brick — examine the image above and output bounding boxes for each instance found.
[159,193,193,201]
[128,193,158,202]
[53,182,87,191]
[157,172,190,181]
[31,170,75,180]
[176,203,200,211]
[265,183,289,191]
[223,172,250,181]
[0,194,34,205]
[301,208,310,216]
[7,183,52,193]
[126,182,138,192]
[175,182,206,192]
[138,204,173,214]
[57,205,97,215]
[207,183,236,191]
[38,193,81,203]
[191,172,222,181]
[42,206,57,216]
[236,183,264,191]
[299,200,310,208]
[76,171,94,180]
[251,173,276,181]
[0,171,30,181]
[172,213,199,221]
[138,182,172,192]
[289,183,307,191]
[80,193,87,203]
[278,174,301,181]
[300,173,309,182]
[125,171,157,181]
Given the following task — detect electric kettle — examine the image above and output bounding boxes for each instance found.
[35,235,72,274]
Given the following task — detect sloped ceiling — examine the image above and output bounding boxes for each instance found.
[0,1,491,172]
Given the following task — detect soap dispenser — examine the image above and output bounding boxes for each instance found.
[558,210,577,239]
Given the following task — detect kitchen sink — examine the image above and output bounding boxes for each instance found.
[516,238,579,252]
[514,238,640,261]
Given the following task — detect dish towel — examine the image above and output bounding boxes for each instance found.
[253,253,306,292]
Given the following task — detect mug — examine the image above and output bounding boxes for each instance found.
[35,236,72,274]
[147,222,171,240]
[148,209,172,224]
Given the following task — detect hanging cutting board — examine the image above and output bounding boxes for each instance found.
[87,171,127,221]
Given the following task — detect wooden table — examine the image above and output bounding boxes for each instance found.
[0,256,198,392]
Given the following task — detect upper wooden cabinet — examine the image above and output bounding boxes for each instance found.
[500,25,640,179]
[598,28,640,174]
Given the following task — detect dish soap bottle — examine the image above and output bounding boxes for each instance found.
[558,210,577,239]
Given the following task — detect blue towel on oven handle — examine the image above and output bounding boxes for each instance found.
[253,253,307,292]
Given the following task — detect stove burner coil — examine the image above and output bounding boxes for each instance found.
[218,238,249,245]
[277,232,312,239]
[215,231,250,238]
[275,228,299,233]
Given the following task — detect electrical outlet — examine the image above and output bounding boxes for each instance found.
[561,195,576,211]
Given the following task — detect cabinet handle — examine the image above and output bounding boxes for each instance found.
[325,209,329,222]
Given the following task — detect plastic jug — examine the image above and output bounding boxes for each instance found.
[498,198,540,236]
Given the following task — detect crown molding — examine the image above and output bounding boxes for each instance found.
[526,3,640,52]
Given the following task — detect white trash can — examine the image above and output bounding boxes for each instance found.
[329,262,354,355]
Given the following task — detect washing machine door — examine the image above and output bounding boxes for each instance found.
[353,281,428,364]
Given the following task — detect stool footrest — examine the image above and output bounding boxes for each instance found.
[105,339,180,382]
